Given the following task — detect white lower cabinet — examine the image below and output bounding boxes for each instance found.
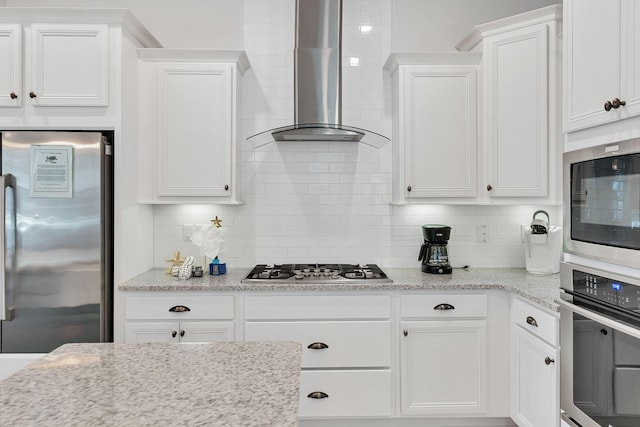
[125,321,234,343]
[400,294,489,416]
[123,294,235,343]
[511,297,559,427]
[244,295,392,419]
[299,370,392,418]
[400,320,487,415]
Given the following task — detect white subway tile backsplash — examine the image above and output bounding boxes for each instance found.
[151,0,563,273]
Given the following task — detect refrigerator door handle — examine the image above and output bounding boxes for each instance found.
[0,173,16,321]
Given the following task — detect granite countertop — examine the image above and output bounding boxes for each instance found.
[0,342,302,427]
[119,267,561,311]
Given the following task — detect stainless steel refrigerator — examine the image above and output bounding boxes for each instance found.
[0,131,113,353]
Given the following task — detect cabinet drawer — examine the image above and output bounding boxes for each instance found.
[245,321,391,368]
[512,297,558,346]
[244,295,390,320]
[400,294,487,318]
[299,370,392,418]
[125,295,234,320]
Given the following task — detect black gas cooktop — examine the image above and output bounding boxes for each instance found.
[241,264,392,284]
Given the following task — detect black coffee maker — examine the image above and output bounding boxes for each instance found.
[418,224,452,274]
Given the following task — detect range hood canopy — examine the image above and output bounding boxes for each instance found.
[246,0,389,149]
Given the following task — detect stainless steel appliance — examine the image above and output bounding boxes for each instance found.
[559,261,640,427]
[246,0,389,148]
[242,264,391,284]
[564,138,640,268]
[0,131,113,353]
[418,224,452,274]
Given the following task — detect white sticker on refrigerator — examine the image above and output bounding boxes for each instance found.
[29,145,73,198]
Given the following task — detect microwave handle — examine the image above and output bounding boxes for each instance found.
[556,299,640,341]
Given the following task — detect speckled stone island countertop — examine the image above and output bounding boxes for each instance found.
[0,342,302,427]
[120,267,562,311]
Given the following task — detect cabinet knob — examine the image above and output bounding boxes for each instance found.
[307,391,329,399]
[526,316,538,327]
[224,184,229,191]
[434,303,455,310]
[180,330,185,338]
[171,330,177,338]
[604,100,613,111]
[403,329,408,337]
[307,342,329,350]
[9,92,17,99]
[600,328,608,336]
[29,91,36,99]
[612,98,626,109]
[545,356,555,365]
[486,184,493,191]
[168,305,191,313]
[407,185,412,192]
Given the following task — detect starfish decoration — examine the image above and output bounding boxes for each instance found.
[211,216,223,228]
[165,251,186,275]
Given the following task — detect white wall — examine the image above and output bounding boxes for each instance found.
[151,0,562,271]
[392,0,560,51]
[4,0,243,48]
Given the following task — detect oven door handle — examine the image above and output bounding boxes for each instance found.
[561,411,583,427]
[557,298,640,340]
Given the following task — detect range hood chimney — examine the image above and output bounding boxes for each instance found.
[246,0,389,149]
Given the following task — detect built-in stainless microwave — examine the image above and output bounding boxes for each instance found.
[564,139,640,268]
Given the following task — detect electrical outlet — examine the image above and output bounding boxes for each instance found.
[183,224,195,241]
[477,225,489,243]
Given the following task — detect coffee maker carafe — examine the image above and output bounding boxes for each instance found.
[418,224,452,274]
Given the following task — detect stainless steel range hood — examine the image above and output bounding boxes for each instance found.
[246,0,389,149]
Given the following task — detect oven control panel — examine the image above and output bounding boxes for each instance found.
[573,270,640,311]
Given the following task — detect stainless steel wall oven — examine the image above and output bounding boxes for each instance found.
[564,138,640,268]
[559,262,640,427]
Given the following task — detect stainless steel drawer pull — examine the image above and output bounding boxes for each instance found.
[307,342,329,350]
[169,305,191,312]
[526,316,538,327]
[434,303,455,310]
[545,356,555,365]
[307,391,329,399]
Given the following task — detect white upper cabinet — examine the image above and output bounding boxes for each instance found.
[138,50,249,204]
[564,0,640,133]
[387,5,562,204]
[482,24,549,198]
[385,53,480,204]
[29,24,109,106]
[458,5,562,204]
[0,23,108,107]
[0,24,22,107]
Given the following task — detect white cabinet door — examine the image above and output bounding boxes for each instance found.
[564,0,621,131]
[125,321,181,343]
[125,321,234,343]
[619,0,640,120]
[180,321,234,343]
[155,63,232,198]
[511,326,559,427]
[483,24,549,198]
[400,320,487,415]
[0,24,22,107]
[401,65,478,199]
[28,24,109,106]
